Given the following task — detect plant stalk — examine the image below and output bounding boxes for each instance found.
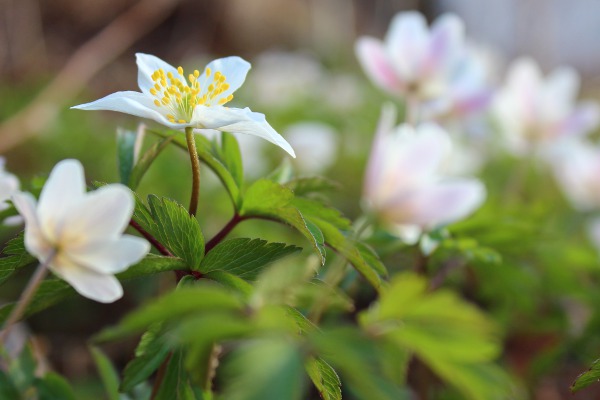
[0,250,56,344]
[185,127,201,217]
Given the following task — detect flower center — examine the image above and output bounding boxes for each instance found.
[149,66,234,124]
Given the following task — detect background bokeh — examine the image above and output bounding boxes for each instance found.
[3,0,600,398]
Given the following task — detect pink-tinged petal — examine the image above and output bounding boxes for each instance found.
[60,184,134,245]
[506,58,542,116]
[425,14,465,75]
[12,192,53,259]
[410,180,485,228]
[198,56,251,102]
[364,103,397,200]
[37,160,86,242]
[136,53,183,96]
[355,38,404,95]
[559,101,600,137]
[544,67,579,105]
[192,106,295,157]
[68,235,150,274]
[71,91,184,129]
[51,255,123,303]
[385,11,428,79]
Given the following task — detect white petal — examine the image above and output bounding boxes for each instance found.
[425,14,465,75]
[199,56,251,101]
[364,103,398,200]
[60,184,135,244]
[71,91,183,128]
[386,11,429,80]
[68,235,150,274]
[560,101,600,137]
[395,180,486,228]
[38,160,86,242]
[51,256,123,303]
[192,106,295,157]
[355,38,405,95]
[136,53,182,96]
[12,192,53,259]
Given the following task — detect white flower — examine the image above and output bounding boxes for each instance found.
[72,53,295,157]
[551,139,600,211]
[12,160,150,303]
[284,122,339,174]
[355,11,466,101]
[494,57,599,156]
[363,105,485,243]
[0,158,22,226]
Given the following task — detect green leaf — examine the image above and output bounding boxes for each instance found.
[90,346,120,400]
[291,197,351,230]
[219,132,244,188]
[0,233,36,286]
[155,349,198,400]
[35,372,77,400]
[317,221,382,289]
[148,195,205,269]
[117,127,139,186]
[0,255,186,325]
[121,332,171,392]
[200,238,301,280]
[305,357,342,400]
[285,177,340,197]
[360,273,511,400]
[292,197,386,287]
[572,358,600,392]
[129,134,176,189]
[241,179,326,264]
[95,284,243,341]
[203,270,253,298]
[147,129,242,209]
[222,339,305,400]
[0,371,19,399]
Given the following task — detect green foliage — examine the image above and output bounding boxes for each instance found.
[360,273,511,400]
[116,127,138,186]
[241,179,326,264]
[136,195,205,269]
[121,326,171,392]
[90,346,120,400]
[129,134,176,189]
[0,233,36,286]
[571,358,600,392]
[199,238,301,280]
[305,357,342,400]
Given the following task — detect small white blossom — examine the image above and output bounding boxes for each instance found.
[12,160,150,303]
[355,11,466,101]
[363,105,485,243]
[72,53,295,157]
[285,122,339,174]
[494,57,599,156]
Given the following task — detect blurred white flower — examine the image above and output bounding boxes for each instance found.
[72,53,295,157]
[422,45,495,121]
[363,105,486,243]
[285,122,339,174]
[494,57,599,156]
[551,139,600,211]
[12,160,150,303]
[0,158,22,226]
[355,11,466,101]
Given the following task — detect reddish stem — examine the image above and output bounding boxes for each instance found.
[205,213,245,253]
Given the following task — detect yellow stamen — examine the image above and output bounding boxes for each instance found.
[177,66,184,75]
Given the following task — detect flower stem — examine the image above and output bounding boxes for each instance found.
[129,219,173,257]
[0,251,56,344]
[205,213,245,253]
[185,127,201,217]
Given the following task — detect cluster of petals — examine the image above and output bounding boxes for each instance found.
[72,53,295,158]
[0,158,21,225]
[363,105,486,242]
[12,160,150,303]
[356,12,464,100]
[494,57,600,156]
